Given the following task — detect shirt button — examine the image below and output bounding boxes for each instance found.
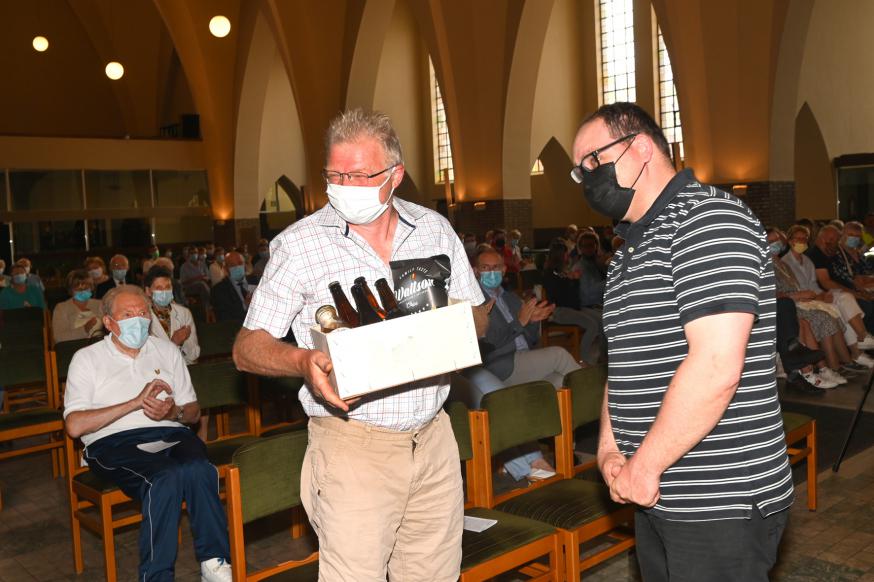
[628,246,635,253]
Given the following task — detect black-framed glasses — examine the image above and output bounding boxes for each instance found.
[570,133,638,184]
[322,164,397,186]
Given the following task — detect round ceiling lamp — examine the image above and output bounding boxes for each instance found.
[32,36,49,52]
[105,61,124,80]
[209,15,231,38]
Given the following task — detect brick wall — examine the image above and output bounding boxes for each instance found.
[450,199,533,243]
[714,181,796,229]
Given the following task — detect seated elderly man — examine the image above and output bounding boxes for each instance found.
[461,248,581,480]
[63,286,231,582]
[95,254,132,298]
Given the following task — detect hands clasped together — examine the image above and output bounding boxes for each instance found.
[599,451,660,508]
[137,379,177,421]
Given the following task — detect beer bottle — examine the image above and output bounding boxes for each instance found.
[354,276,386,319]
[374,278,405,319]
[315,305,351,333]
[350,282,383,326]
[329,281,360,328]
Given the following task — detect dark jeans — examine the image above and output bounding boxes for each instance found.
[85,426,230,582]
[634,508,789,582]
[857,298,874,334]
[775,297,799,357]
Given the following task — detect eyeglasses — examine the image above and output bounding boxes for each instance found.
[570,133,638,183]
[322,164,397,186]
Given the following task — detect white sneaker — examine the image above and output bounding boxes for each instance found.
[819,368,848,385]
[855,353,874,368]
[801,370,838,389]
[857,335,874,350]
[201,558,232,582]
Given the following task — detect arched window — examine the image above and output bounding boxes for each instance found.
[430,59,454,184]
[657,26,684,161]
[530,158,544,176]
[598,0,636,104]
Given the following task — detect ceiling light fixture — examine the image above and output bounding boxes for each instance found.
[209,15,231,38]
[32,35,49,52]
[105,61,124,80]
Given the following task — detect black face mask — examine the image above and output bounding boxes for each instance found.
[582,161,638,221]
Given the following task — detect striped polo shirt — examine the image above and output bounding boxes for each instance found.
[605,169,794,521]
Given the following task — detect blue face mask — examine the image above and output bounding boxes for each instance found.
[846,236,863,249]
[479,270,503,289]
[768,242,785,256]
[112,269,128,282]
[113,316,151,349]
[229,265,246,283]
[12,274,27,285]
[73,290,92,302]
[152,290,173,308]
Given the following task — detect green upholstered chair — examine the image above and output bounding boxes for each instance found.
[196,319,242,362]
[253,375,307,437]
[783,411,817,511]
[445,400,561,582]
[226,431,319,581]
[0,308,51,412]
[188,360,259,471]
[471,381,635,581]
[562,366,606,475]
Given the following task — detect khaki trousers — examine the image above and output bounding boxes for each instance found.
[300,410,463,581]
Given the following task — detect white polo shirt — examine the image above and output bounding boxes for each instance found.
[63,335,197,447]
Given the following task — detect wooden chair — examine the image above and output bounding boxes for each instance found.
[445,401,561,582]
[0,307,52,412]
[783,412,817,511]
[538,287,582,362]
[64,431,139,582]
[0,374,64,511]
[250,375,308,437]
[196,319,242,362]
[226,431,319,581]
[560,366,606,475]
[470,381,635,582]
[188,360,260,473]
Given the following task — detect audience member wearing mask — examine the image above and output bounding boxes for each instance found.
[807,224,874,334]
[145,266,200,365]
[837,221,874,287]
[782,225,874,361]
[204,243,217,266]
[251,243,270,278]
[209,247,226,286]
[210,252,251,322]
[493,229,520,274]
[463,233,477,262]
[542,241,606,365]
[767,230,856,387]
[459,248,581,481]
[0,259,9,288]
[180,246,211,310]
[561,224,579,252]
[154,257,188,307]
[15,258,45,291]
[571,231,607,307]
[0,264,46,309]
[96,254,131,299]
[85,256,110,290]
[142,245,161,276]
[52,270,104,342]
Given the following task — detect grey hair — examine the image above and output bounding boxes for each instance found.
[845,220,864,232]
[324,108,404,167]
[102,285,147,319]
[66,269,93,294]
[817,224,841,239]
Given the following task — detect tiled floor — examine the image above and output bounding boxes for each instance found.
[2,397,874,580]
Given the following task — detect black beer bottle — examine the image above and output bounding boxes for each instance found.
[329,281,360,328]
[351,282,383,326]
[374,278,405,319]
[354,276,387,319]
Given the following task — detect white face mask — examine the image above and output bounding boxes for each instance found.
[326,170,395,225]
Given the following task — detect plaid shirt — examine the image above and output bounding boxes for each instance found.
[244,198,484,430]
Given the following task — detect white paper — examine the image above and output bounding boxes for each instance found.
[136,440,180,454]
[528,468,557,480]
[463,515,498,533]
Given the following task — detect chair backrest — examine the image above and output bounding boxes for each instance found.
[519,270,543,290]
[188,360,248,409]
[445,400,473,462]
[54,339,94,382]
[480,381,562,456]
[564,366,606,430]
[230,431,308,524]
[0,306,45,327]
[197,320,242,360]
